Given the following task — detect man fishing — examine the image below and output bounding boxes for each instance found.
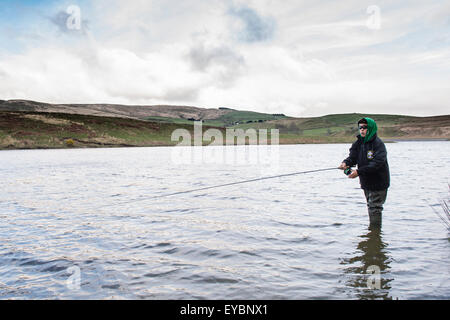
[339,117,390,227]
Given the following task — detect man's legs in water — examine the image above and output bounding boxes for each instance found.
[363,189,388,227]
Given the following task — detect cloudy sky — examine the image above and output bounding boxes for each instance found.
[0,0,449,117]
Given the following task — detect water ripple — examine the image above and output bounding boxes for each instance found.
[0,142,449,299]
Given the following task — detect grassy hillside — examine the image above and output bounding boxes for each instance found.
[212,110,287,126]
[233,113,450,144]
[0,111,222,149]
[146,110,287,127]
[0,99,233,121]
[0,111,448,150]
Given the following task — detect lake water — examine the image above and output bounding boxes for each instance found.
[0,142,449,299]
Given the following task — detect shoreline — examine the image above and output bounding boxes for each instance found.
[1,138,448,151]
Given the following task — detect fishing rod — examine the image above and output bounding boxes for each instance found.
[102,167,339,207]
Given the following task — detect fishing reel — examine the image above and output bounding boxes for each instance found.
[344,168,354,176]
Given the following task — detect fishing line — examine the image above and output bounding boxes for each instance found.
[102,167,339,207]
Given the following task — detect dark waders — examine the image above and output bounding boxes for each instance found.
[363,189,388,227]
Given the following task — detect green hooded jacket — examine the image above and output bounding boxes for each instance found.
[360,117,377,143]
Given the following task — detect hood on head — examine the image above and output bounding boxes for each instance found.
[359,117,377,143]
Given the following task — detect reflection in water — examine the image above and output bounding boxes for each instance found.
[340,226,394,300]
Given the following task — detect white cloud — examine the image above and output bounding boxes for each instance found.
[0,0,448,116]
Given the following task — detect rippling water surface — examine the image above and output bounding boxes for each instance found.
[1,142,449,299]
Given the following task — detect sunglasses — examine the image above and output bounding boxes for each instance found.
[359,125,368,130]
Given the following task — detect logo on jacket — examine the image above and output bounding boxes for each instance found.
[367,150,374,160]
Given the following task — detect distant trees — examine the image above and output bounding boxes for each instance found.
[244,119,266,124]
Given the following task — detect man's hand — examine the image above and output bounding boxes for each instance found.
[338,162,348,170]
[348,170,359,179]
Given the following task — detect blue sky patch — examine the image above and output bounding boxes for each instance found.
[229,5,276,43]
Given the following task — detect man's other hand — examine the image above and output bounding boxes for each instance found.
[338,162,348,170]
[348,170,359,179]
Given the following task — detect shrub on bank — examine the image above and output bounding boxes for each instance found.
[65,138,75,147]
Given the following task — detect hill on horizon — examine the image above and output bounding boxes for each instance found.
[0,99,449,149]
[0,99,288,126]
[0,98,447,122]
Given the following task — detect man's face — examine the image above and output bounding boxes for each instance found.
[359,124,368,137]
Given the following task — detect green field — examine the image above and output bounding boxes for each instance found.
[213,110,287,126]
[146,110,287,127]
[233,113,449,143]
